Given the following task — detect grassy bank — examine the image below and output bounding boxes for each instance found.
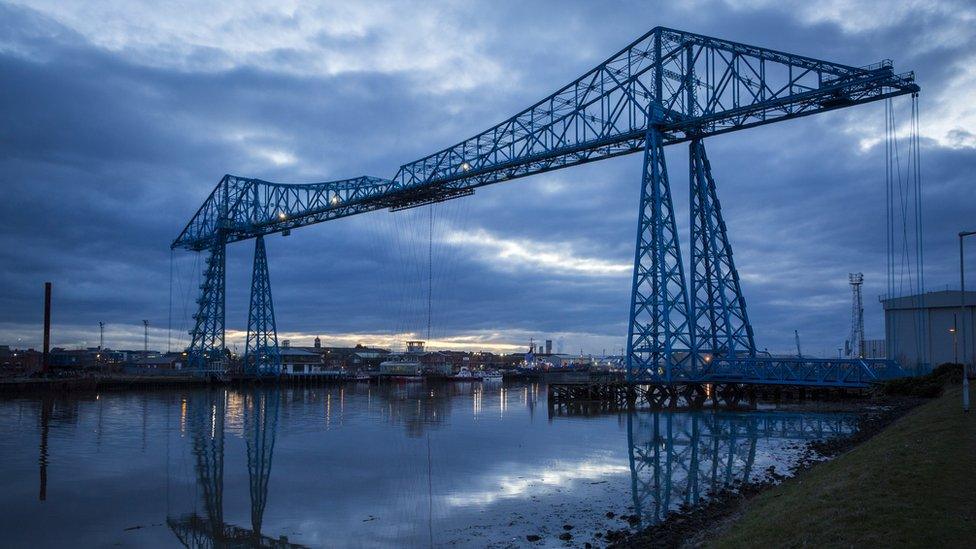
[709,385,976,548]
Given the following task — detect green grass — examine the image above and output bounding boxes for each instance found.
[710,386,976,548]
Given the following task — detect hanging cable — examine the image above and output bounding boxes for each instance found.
[168,249,174,354]
[427,204,433,343]
[911,94,926,366]
[885,95,927,370]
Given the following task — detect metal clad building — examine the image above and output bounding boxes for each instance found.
[881,290,976,368]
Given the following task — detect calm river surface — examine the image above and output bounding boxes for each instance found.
[0,382,856,548]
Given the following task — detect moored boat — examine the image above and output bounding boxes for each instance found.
[450,366,481,381]
[481,370,503,382]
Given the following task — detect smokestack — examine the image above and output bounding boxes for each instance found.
[42,282,51,373]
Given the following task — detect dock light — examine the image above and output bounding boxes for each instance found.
[460,162,471,172]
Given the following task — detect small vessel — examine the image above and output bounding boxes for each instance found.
[389,375,423,383]
[354,371,371,382]
[450,366,481,381]
[481,370,503,383]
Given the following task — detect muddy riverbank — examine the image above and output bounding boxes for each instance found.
[607,395,925,548]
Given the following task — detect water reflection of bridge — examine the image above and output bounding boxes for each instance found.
[627,411,857,525]
[167,388,302,548]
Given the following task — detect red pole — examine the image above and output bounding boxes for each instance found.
[42,282,51,374]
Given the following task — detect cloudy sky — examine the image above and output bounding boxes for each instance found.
[1,0,974,356]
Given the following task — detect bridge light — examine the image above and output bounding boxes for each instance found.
[330,195,340,205]
[460,162,471,172]
[278,212,287,220]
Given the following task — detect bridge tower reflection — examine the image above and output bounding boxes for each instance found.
[244,388,279,538]
[168,388,295,548]
[627,411,856,525]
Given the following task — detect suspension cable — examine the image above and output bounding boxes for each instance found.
[168,249,174,354]
[427,204,433,342]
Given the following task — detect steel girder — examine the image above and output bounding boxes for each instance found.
[626,128,693,383]
[689,139,755,360]
[702,355,906,387]
[187,240,226,371]
[244,236,281,377]
[388,27,917,192]
[173,175,396,251]
[172,28,917,253]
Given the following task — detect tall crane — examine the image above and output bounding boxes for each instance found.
[172,27,917,385]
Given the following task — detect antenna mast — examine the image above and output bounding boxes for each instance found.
[847,273,864,358]
[143,320,149,358]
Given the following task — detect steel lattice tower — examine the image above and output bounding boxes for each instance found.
[244,236,281,376]
[626,128,693,382]
[689,139,755,362]
[187,240,226,371]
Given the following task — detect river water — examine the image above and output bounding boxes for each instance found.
[0,382,856,548]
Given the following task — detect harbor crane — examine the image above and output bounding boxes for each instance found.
[173,27,917,386]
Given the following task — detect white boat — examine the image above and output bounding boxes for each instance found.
[451,366,481,381]
[481,370,503,382]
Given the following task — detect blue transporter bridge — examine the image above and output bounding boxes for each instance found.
[172,27,917,387]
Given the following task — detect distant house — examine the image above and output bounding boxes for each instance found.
[121,353,185,375]
[133,354,185,370]
[297,344,391,371]
[48,348,96,369]
[0,346,42,375]
[280,347,325,375]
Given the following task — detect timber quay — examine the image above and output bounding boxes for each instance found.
[547,381,870,414]
[0,373,358,393]
[0,372,541,394]
[0,375,213,393]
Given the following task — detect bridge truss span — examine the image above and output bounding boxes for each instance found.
[172,26,918,385]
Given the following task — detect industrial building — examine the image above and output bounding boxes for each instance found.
[881,290,976,369]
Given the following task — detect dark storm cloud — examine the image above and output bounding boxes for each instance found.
[1,1,974,354]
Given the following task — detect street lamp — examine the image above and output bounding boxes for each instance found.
[950,317,958,365]
[959,230,975,413]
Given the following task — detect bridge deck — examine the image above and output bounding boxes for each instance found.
[629,356,907,388]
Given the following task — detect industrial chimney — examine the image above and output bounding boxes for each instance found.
[42,282,51,373]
